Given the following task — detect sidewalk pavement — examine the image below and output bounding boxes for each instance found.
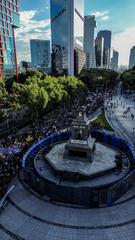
[106,95,135,147]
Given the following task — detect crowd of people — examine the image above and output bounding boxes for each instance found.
[105,96,135,120]
[86,93,104,115]
[0,93,104,198]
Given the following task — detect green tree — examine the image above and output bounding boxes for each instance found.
[0,79,8,102]
[121,69,135,90]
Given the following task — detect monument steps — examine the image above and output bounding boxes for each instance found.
[8,178,135,227]
[0,177,135,240]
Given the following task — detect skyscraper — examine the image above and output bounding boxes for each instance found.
[0,0,20,80]
[111,50,119,71]
[129,46,135,69]
[84,15,96,69]
[97,30,112,69]
[30,40,51,72]
[74,41,86,76]
[50,0,84,76]
[95,36,104,68]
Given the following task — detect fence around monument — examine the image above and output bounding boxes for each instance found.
[21,130,135,207]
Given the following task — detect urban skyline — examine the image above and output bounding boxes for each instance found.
[16,0,135,66]
[30,1,116,75]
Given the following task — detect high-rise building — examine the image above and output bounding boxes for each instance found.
[30,39,51,72]
[50,0,84,76]
[111,50,119,71]
[129,46,135,69]
[84,15,96,69]
[97,30,112,69]
[118,65,128,73]
[95,36,104,68]
[74,42,86,76]
[0,0,20,80]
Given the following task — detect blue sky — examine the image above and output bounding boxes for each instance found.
[15,0,135,65]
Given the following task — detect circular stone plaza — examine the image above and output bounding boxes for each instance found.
[1,107,135,240]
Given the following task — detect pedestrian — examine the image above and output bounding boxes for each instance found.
[131,113,134,120]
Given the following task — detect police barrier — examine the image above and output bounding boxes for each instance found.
[106,170,135,207]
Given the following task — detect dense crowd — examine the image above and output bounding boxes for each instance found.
[86,93,103,114]
[0,93,103,198]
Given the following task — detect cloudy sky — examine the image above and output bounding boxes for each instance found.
[16,0,135,66]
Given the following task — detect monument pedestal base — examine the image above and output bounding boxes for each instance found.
[64,138,96,162]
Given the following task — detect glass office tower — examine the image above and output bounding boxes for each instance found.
[30,39,51,73]
[111,50,119,71]
[97,30,112,69]
[0,0,20,80]
[50,0,84,76]
[84,15,96,69]
[129,46,135,69]
[95,36,104,68]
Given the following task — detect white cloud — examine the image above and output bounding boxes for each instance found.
[20,10,37,22]
[112,26,135,65]
[45,5,50,10]
[91,11,109,18]
[15,10,51,62]
[91,11,109,22]
[101,15,109,21]
[16,10,50,42]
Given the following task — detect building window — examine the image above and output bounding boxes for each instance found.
[7,1,10,8]
[2,28,5,34]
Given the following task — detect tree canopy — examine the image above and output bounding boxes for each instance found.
[80,68,119,91]
[0,79,7,102]
[5,72,87,116]
[121,68,135,90]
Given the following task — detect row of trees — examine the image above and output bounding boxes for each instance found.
[121,67,135,91]
[10,72,87,117]
[80,69,119,92]
[0,68,119,122]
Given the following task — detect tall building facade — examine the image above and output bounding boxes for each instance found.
[129,46,135,69]
[97,30,112,69]
[111,50,119,71]
[84,15,96,69]
[74,42,86,76]
[0,0,20,79]
[30,39,51,72]
[95,36,104,68]
[50,0,84,76]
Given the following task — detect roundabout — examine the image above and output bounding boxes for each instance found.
[1,107,135,240]
[22,108,135,208]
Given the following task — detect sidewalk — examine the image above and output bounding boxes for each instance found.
[106,95,135,147]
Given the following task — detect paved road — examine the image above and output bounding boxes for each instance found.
[106,95,135,146]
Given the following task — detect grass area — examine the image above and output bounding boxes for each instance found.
[91,112,114,132]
